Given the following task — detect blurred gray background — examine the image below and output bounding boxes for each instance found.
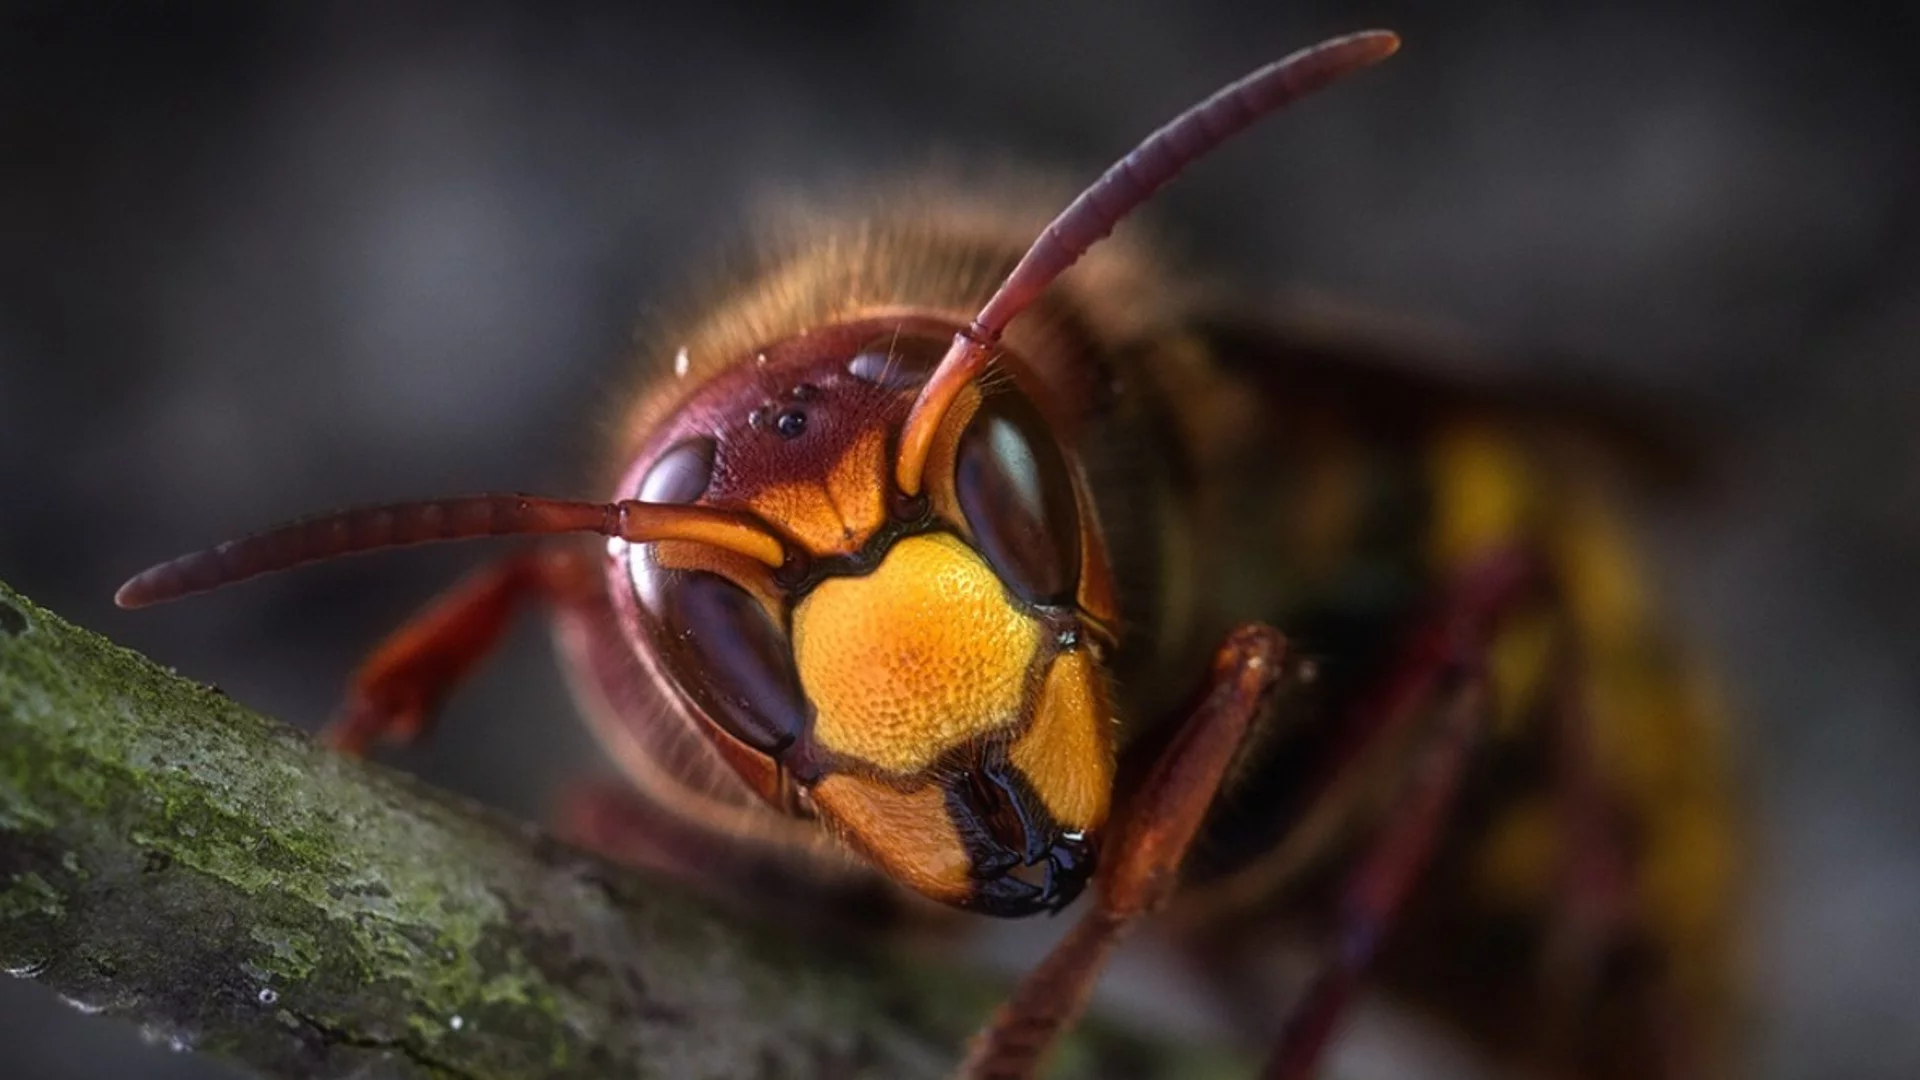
[2,2,1916,1077]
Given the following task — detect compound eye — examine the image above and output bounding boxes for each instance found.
[848,333,944,390]
[654,571,808,756]
[639,436,716,505]
[954,391,1082,606]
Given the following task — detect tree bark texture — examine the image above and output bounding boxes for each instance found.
[1,579,1227,1079]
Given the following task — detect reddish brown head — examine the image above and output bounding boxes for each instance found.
[608,313,1117,913]
[115,31,1399,916]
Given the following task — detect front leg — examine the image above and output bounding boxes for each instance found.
[961,552,1536,1080]
[325,545,597,754]
[959,624,1291,1080]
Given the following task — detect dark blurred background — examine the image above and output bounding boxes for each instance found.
[3,2,1916,1077]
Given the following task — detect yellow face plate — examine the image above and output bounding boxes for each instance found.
[794,532,1041,774]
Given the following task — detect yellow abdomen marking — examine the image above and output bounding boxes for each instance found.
[794,532,1041,774]
[1429,424,1537,572]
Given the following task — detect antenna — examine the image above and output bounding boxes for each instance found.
[893,30,1400,496]
[115,495,785,608]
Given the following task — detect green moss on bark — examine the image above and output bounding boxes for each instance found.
[0,581,975,1078]
[0,580,1239,1079]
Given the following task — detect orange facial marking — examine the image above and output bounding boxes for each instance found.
[1008,649,1114,833]
[1073,484,1120,633]
[794,532,1042,774]
[748,484,865,557]
[811,774,973,903]
[746,429,889,557]
[826,427,888,538]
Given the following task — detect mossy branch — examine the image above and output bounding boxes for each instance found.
[0,580,1225,1079]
